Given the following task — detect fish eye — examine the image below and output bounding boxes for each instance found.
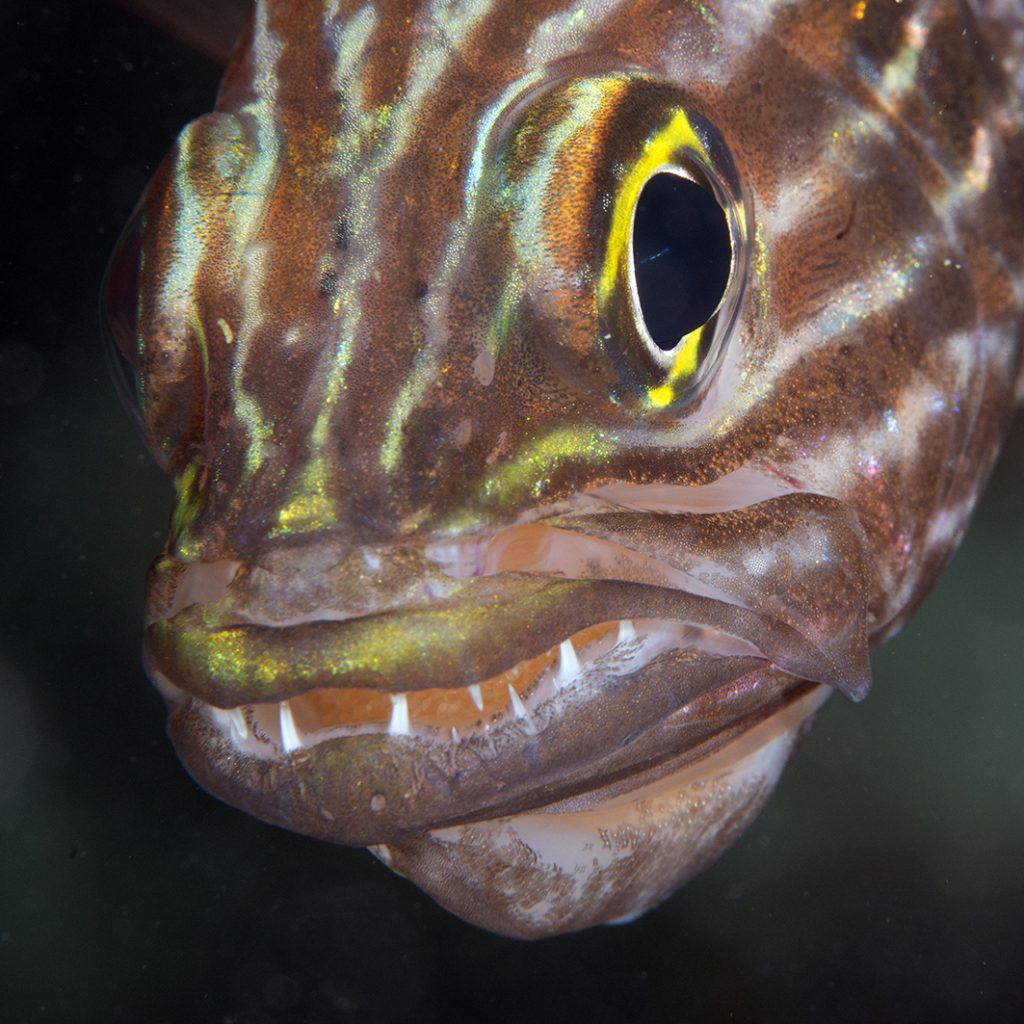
[630,171,732,351]
[100,209,144,430]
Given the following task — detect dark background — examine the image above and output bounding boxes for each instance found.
[2,2,1022,1021]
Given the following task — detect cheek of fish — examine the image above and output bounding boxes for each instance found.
[104,0,1024,938]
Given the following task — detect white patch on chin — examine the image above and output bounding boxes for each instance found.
[374,684,831,938]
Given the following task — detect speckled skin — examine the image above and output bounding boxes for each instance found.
[110,0,1024,937]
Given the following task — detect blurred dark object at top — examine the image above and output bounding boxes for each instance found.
[111,0,252,63]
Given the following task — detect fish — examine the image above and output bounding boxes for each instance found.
[102,0,1024,939]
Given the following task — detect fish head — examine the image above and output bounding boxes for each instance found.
[103,1,1023,937]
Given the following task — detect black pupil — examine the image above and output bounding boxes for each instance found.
[631,172,731,350]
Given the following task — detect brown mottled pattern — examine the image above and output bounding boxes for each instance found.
[383,772,770,940]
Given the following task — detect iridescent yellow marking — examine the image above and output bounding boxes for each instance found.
[684,0,717,27]
[450,425,617,531]
[272,453,337,537]
[600,108,716,410]
[156,578,582,699]
[379,336,427,474]
[216,318,234,345]
[187,308,209,381]
[483,277,522,357]
[646,326,704,408]
[754,221,770,324]
[232,250,277,478]
[171,461,204,555]
[434,424,615,534]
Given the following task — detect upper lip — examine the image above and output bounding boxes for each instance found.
[145,491,873,710]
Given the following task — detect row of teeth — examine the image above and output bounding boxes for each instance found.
[381,624,593,743]
[205,617,762,757]
[208,618,641,755]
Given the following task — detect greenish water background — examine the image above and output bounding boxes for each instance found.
[1,4,1021,1021]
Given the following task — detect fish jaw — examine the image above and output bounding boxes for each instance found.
[158,634,829,938]
[144,493,870,935]
[375,683,830,940]
[158,645,809,846]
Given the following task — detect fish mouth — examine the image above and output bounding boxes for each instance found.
[145,491,872,849]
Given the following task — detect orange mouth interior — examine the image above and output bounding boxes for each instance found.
[285,621,620,734]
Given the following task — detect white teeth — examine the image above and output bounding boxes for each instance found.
[507,684,537,735]
[211,705,253,743]
[200,618,705,757]
[389,693,410,736]
[507,684,528,718]
[229,708,249,741]
[279,701,302,753]
[556,638,579,689]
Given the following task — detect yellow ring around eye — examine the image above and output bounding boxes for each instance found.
[646,325,704,409]
[597,108,709,310]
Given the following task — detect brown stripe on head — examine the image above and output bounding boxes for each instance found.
[129,0,1023,581]
[272,2,656,531]
[891,3,1009,172]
